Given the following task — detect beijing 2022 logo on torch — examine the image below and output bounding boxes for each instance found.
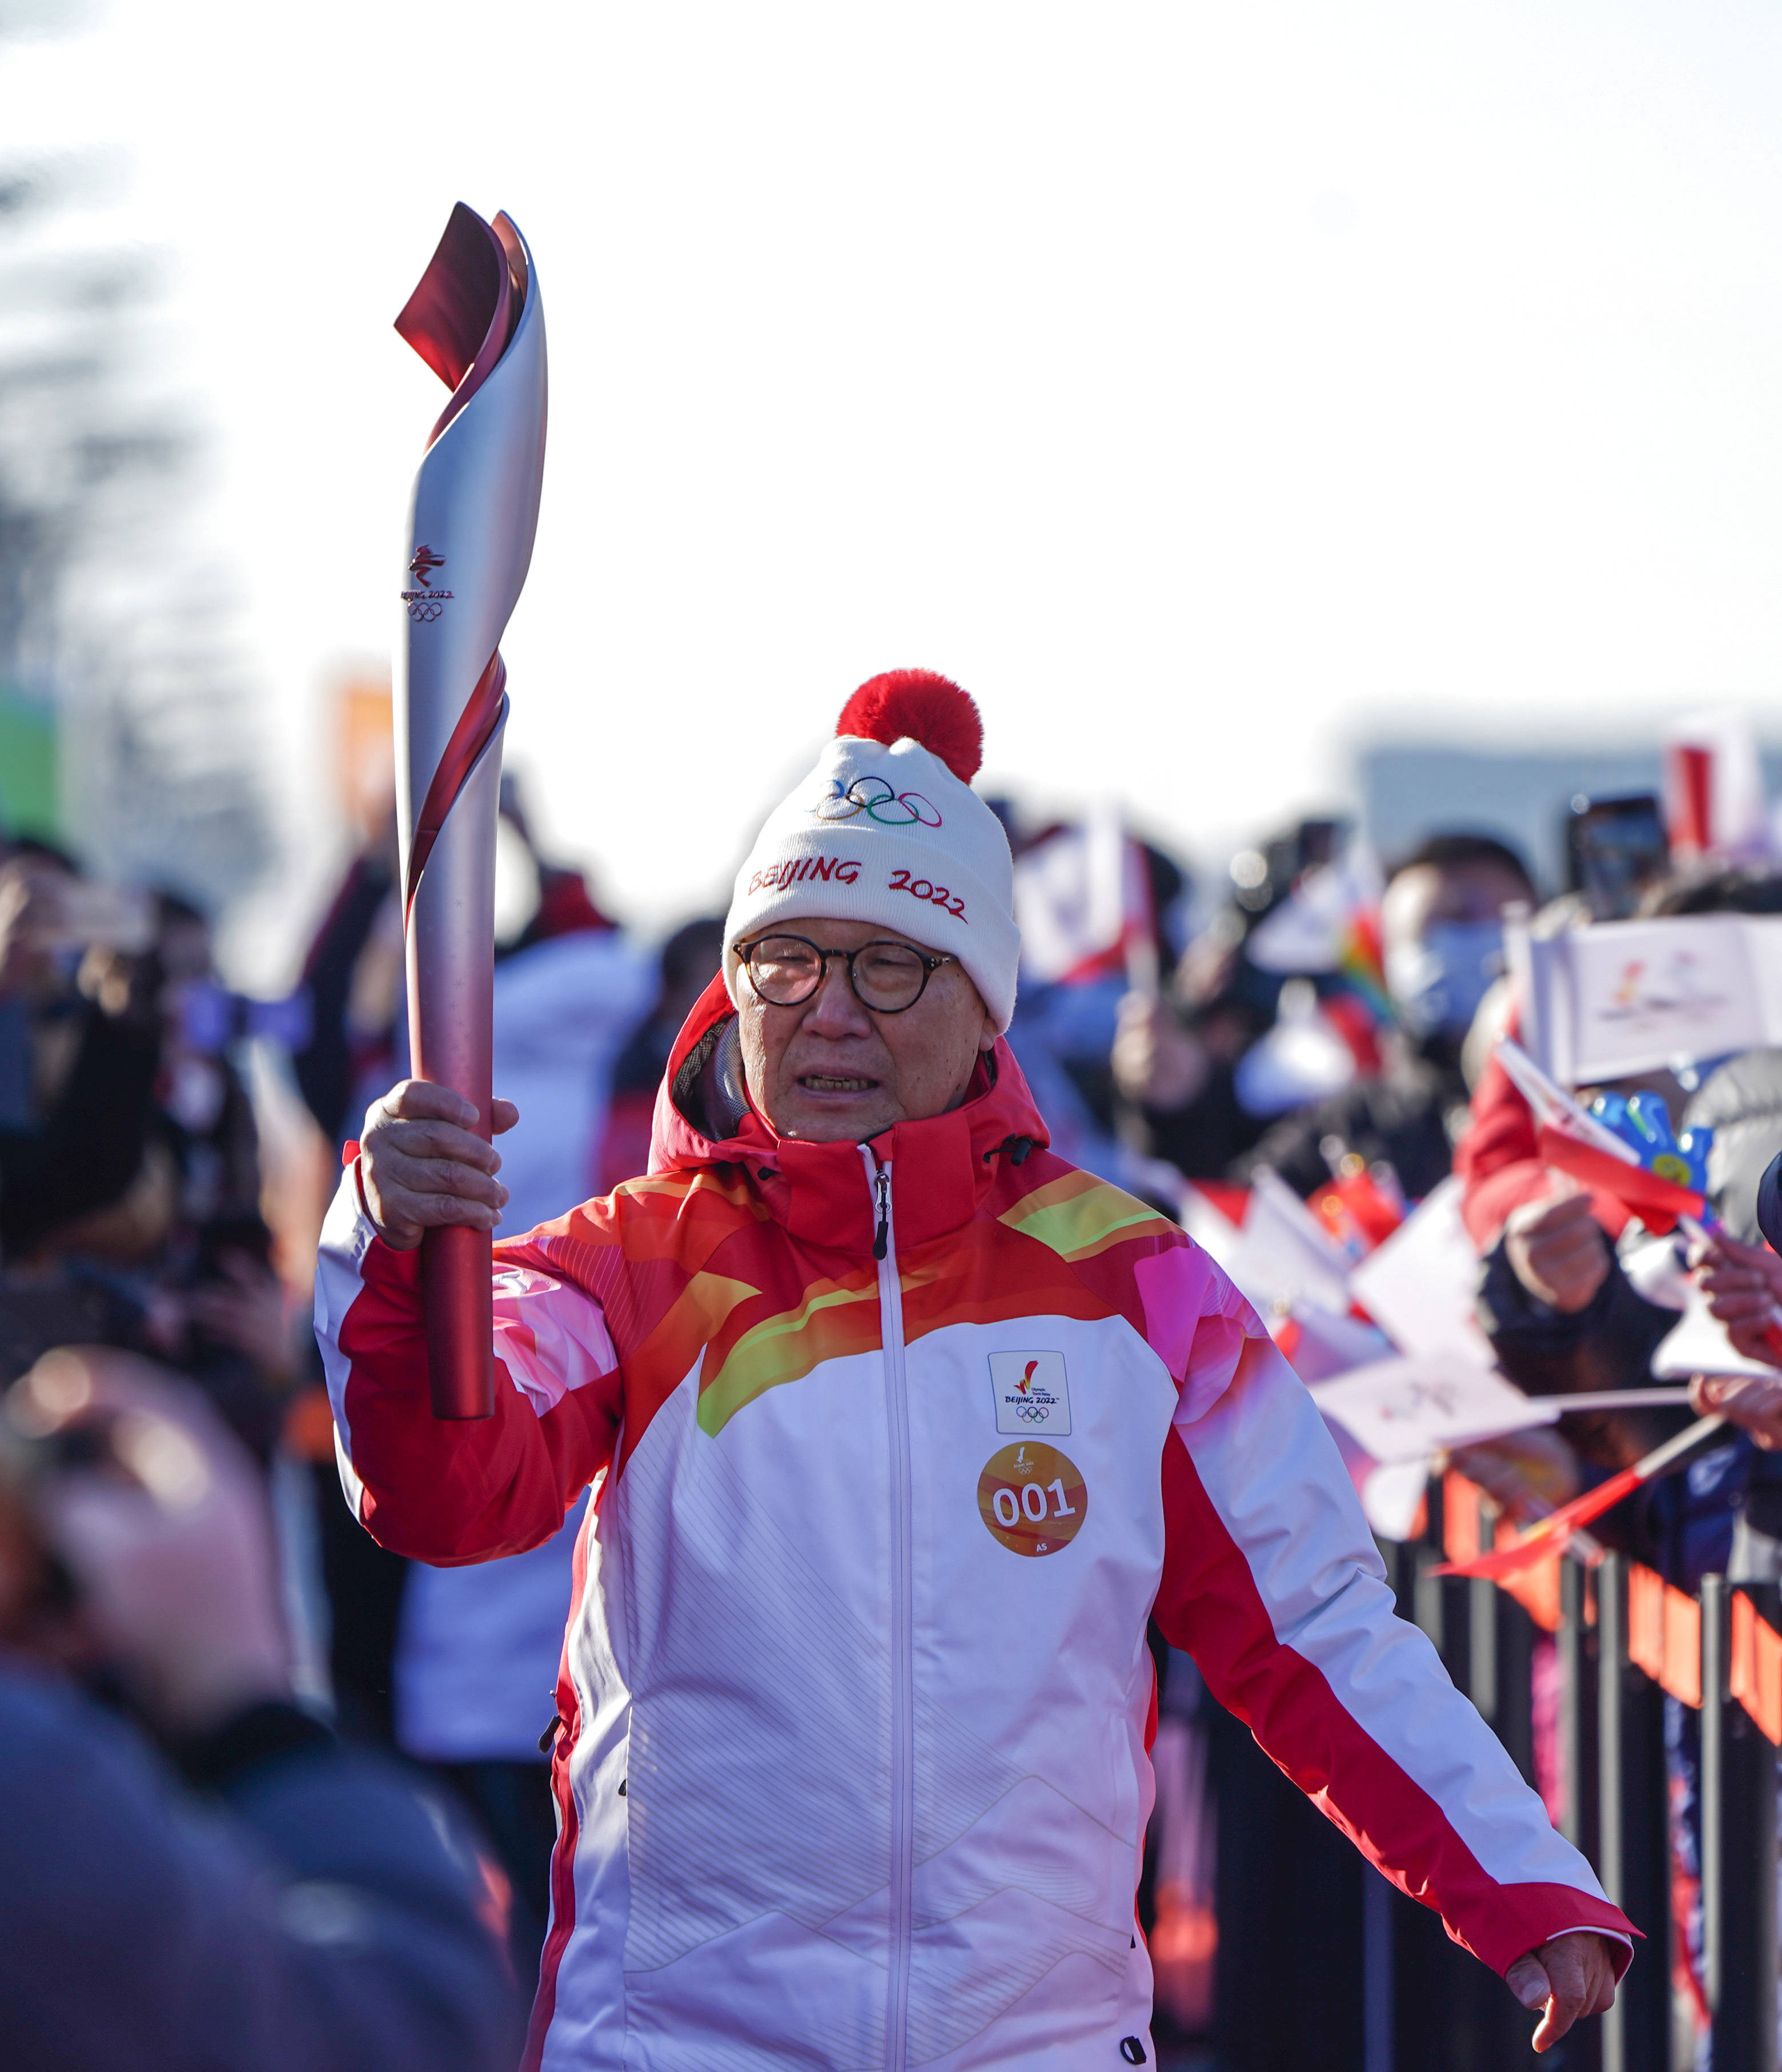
[402,544,455,623]
[988,1350,1071,1435]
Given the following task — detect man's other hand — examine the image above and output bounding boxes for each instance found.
[1504,1188,1612,1313]
[1506,1932,1620,2053]
[359,1080,519,1251]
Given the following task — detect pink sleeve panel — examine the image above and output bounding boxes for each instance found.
[1149,1247,1636,1979]
[313,1167,620,1565]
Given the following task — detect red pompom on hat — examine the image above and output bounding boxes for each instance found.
[836,669,983,784]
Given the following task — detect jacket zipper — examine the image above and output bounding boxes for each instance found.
[864,1148,913,2072]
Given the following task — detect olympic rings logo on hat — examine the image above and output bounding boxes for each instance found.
[812,776,942,829]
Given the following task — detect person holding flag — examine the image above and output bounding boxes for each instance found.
[1117,830,1535,1203]
[317,671,1631,2067]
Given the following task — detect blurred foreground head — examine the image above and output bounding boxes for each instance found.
[0,1347,287,1734]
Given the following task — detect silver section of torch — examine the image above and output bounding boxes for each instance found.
[405,701,507,1128]
[395,231,548,897]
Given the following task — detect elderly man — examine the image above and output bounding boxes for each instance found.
[318,673,1631,2071]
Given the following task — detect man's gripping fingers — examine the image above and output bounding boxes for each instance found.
[397,1150,508,1206]
[363,1167,505,1249]
[380,1078,519,1138]
[384,1115,504,1174]
[385,1077,475,1121]
[359,1080,517,1247]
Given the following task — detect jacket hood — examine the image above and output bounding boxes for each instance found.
[645,973,1050,1254]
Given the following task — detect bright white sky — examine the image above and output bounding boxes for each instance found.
[10,1,1782,971]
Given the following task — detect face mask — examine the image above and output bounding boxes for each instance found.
[1384,919,1504,1042]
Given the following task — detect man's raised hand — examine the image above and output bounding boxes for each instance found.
[358,1079,518,1251]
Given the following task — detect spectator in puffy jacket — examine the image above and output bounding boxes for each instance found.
[593,916,724,1194]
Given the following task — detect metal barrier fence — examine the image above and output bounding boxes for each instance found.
[1384,1473,1782,2072]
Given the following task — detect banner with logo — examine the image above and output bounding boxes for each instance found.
[1309,1356,1551,1465]
[1510,911,1782,1085]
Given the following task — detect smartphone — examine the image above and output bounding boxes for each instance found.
[39,881,156,955]
[1564,793,1668,920]
[194,1213,275,1285]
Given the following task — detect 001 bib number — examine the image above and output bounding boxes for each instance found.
[977,1441,1088,1557]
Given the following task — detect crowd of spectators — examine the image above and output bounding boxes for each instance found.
[0,833,528,2069]
[5,766,1782,2069]
[1078,799,1782,2068]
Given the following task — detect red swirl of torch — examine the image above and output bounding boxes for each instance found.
[393,204,547,1418]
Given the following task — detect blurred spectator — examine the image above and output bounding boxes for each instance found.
[1462,866,1782,1484]
[989,808,1191,1188]
[1118,831,1535,1199]
[1688,1059,1782,1582]
[1530,1015,1782,2061]
[390,868,650,1977]
[1234,832,1533,1198]
[0,857,302,1465]
[290,811,402,1154]
[595,916,725,1192]
[284,820,413,1747]
[288,777,652,1972]
[1007,974,1140,1183]
[1660,1052,1782,1588]
[1108,890,1296,1184]
[0,1347,520,2072]
[293,784,644,1782]
[1461,864,1782,1255]
[495,773,619,953]
[1110,938,1274,1180]
[0,844,162,1260]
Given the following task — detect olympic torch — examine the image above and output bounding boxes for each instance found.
[392,203,547,1418]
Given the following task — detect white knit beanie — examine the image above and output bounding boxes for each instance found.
[723,671,1020,1033]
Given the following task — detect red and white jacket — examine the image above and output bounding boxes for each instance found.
[316,980,1633,2072]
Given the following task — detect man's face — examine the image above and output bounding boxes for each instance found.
[732,917,997,1142]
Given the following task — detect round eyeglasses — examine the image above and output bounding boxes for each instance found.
[737,933,955,1014]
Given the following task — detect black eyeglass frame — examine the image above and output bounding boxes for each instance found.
[736,932,956,1014]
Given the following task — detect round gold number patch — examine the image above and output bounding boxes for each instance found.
[978,1441,1088,1557]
